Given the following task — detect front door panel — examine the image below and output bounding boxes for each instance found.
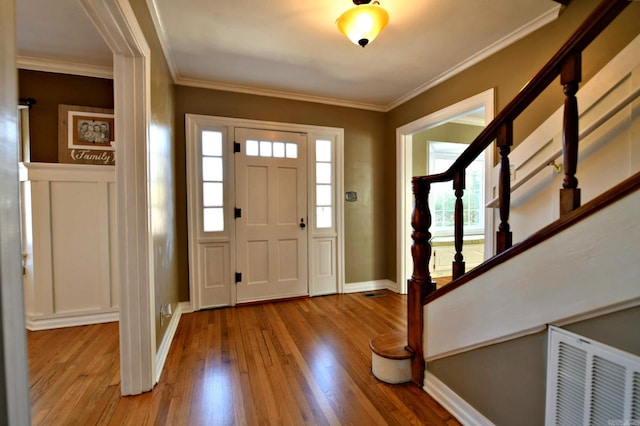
[235,128,307,303]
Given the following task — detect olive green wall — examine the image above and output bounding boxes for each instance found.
[384,0,640,280]
[565,306,640,357]
[129,0,179,349]
[17,70,114,163]
[427,306,640,424]
[174,87,386,299]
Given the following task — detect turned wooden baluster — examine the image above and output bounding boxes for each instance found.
[496,121,513,254]
[452,169,465,279]
[407,176,435,386]
[560,51,582,216]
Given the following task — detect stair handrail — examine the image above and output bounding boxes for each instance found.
[406,0,631,387]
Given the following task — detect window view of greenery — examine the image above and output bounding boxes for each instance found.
[429,141,484,236]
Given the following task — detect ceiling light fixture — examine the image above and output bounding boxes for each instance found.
[336,0,389,48]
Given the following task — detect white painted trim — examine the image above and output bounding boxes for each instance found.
[144,0,177,81]
[22,162,115,181]
[79,0,155,395]
[424,371,495,426]
[155,303,182,383]
[396,89,495,295]
[425,190,640,361]
[424,296,640,362]
[335,133,346,295]
[25,312,119,331]
[179,301,194,314]
[0,1,31,422]
[17,55,113,79]
[185,114,345,308]
[343,279,396,294]
[386,5,561,111]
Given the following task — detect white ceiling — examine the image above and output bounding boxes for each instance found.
[16,0,562,111]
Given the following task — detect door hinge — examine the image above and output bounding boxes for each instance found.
[233,141,241,153]
[235,272,242,284]
[234,207,242,218]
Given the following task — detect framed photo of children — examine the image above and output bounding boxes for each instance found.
[58,104,116,165]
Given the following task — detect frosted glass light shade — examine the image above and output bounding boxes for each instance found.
[336,3,389,47]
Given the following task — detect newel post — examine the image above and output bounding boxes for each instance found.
[560,51,582,215]
[496,121,513,254]
[407,177,435,386]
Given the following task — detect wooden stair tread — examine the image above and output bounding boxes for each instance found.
[369,331,413,360]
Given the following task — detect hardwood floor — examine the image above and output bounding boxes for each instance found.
[28,291,460,425]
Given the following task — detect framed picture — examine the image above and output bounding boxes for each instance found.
[69,111,114,149]
[58,105,115,165]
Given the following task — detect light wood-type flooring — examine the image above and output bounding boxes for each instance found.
[28,290,461,425]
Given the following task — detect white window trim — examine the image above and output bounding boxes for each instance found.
[428,140,486,238]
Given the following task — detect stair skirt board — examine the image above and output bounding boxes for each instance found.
[424,370,495,426]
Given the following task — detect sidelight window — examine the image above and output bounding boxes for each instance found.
[315,139,333,228]
[202,130,224,232]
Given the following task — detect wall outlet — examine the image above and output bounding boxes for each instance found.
[509,165,516,182]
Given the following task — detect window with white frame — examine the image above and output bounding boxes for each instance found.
[315,139,333,228]
[429,141,484,237]
[201,130,224,232]
[245,139,298,158]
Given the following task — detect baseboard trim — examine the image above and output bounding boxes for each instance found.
[343,279,397,294]
[155,303,183,384]
[423,370,494,426]
[25,311,119,331]
[179,301,194,314]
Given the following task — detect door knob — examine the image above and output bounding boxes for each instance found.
[299,218,306,228]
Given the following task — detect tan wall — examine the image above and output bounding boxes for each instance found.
[17,70,114,163]
[174,87,387,297]
[129,0,179,349]
[384,0,640,280]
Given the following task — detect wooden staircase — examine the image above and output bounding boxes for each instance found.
[369,0,635,387]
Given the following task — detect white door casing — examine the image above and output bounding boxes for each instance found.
[235,128,308,303]
[186,115,344,310]
[78,0,156,395]
[0,0,31,422]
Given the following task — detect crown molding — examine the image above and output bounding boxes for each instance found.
[385,4,562,111]
[175,76,388,112]
[17,56,113,79]
[145,0,178,82]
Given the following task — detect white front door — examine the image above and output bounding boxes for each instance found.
[234,128,308,303]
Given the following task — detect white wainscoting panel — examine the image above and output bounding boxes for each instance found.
[310,237,337,296]
[21,163,118,330]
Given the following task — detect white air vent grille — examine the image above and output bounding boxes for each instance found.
[546,326,640,425]
[633,372,640,418]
